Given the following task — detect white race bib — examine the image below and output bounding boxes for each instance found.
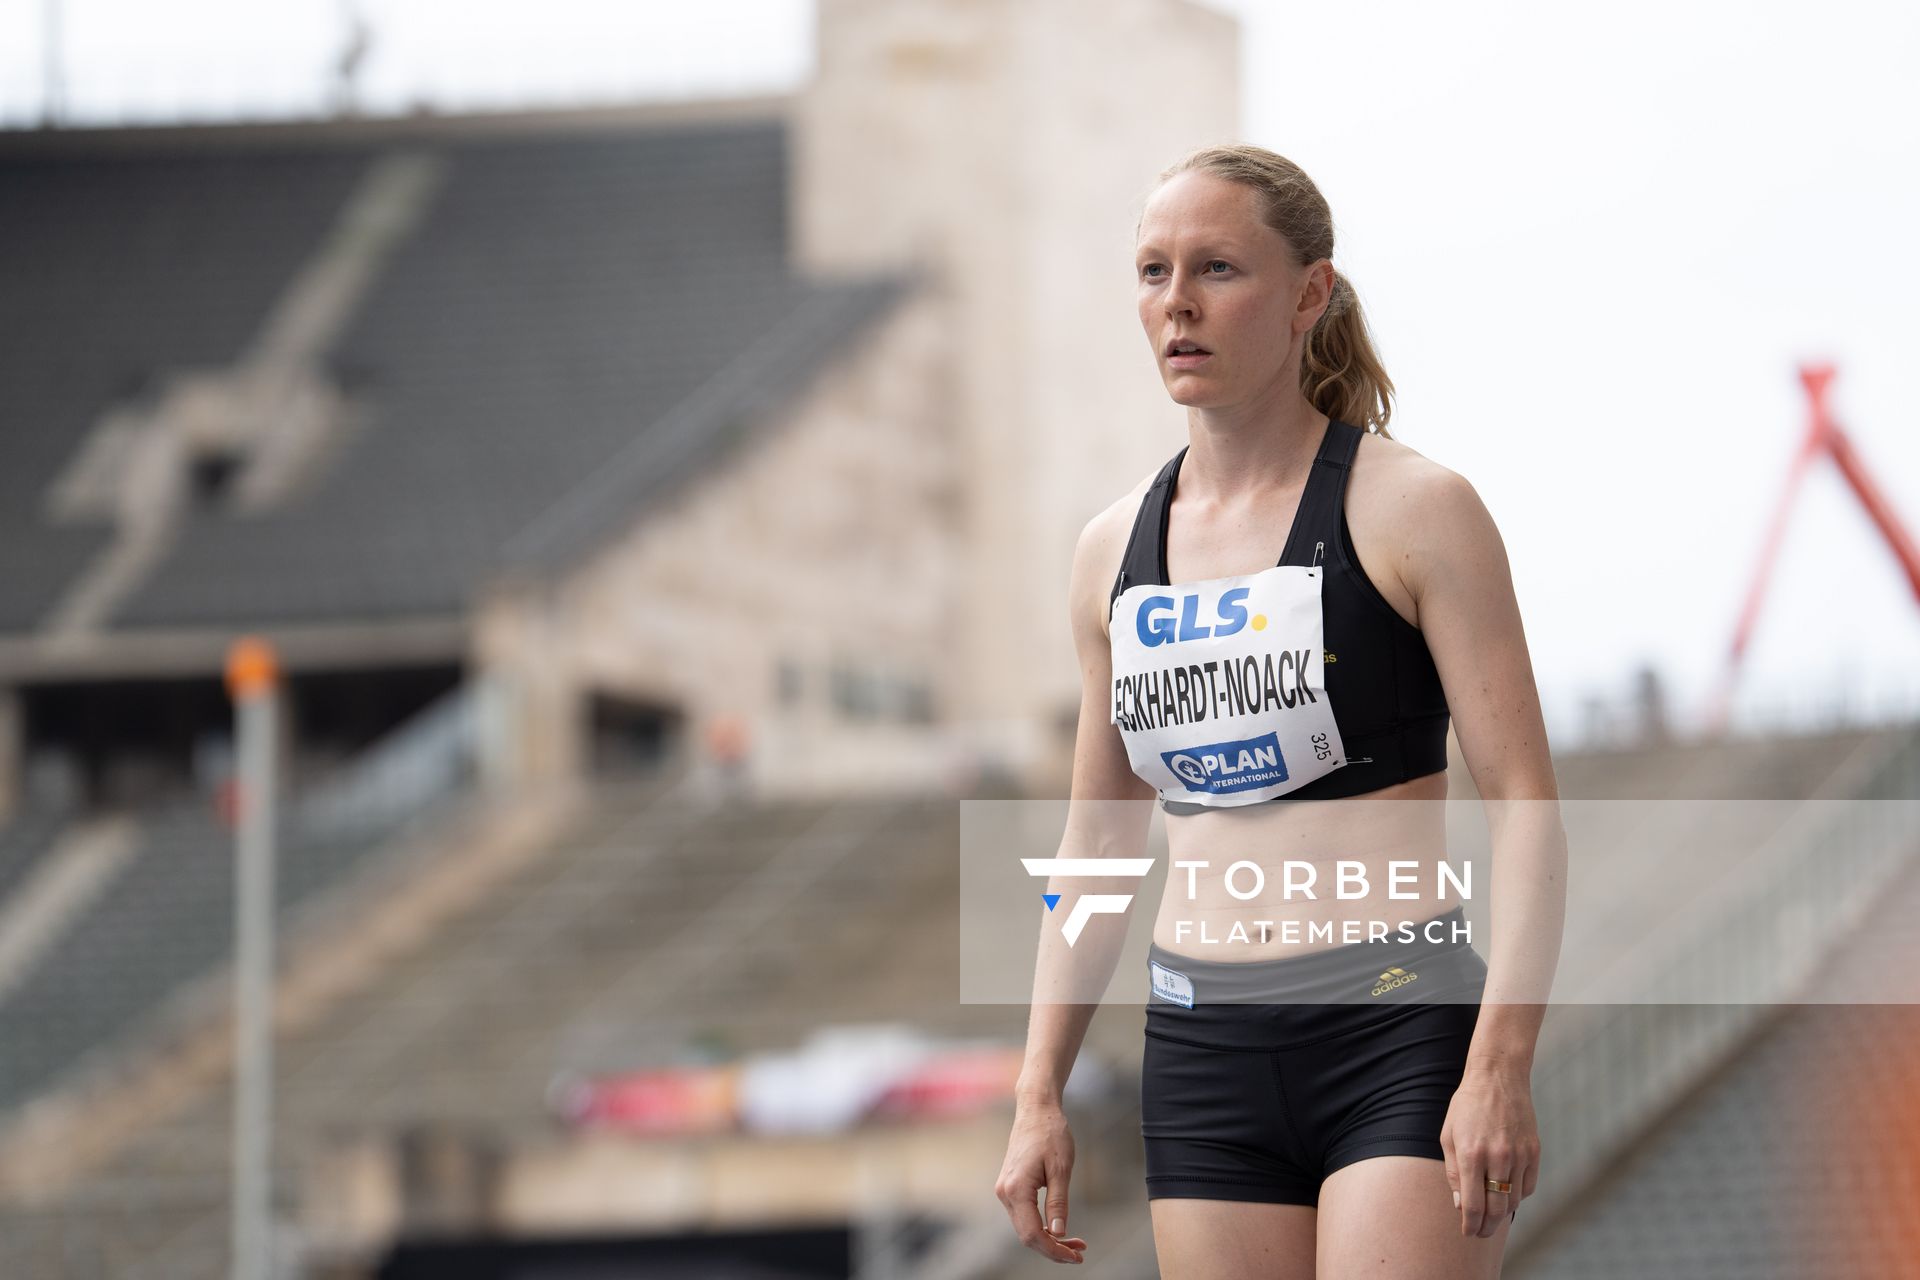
[1109,558,1346,806]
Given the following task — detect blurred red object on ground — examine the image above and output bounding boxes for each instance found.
[865,1046,1026,1121]
[549,1062,741,1135]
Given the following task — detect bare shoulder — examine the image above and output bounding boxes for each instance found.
[1072,464,1161,643]
[1348,426,1468,503]
[1346,428,1495,624]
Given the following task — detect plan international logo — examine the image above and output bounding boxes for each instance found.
[1021,858,1156,946]
[1162,730,1291,794]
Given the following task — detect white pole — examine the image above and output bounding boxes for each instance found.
[228,638,280,1280]
[42,0,63,126]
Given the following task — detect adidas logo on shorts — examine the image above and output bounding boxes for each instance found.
[1371,965,1418,997]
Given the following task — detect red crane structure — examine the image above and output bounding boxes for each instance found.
[1706,363,1920,733]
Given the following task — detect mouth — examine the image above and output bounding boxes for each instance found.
[1164,339,1212,357]
[1167,349,1212,369]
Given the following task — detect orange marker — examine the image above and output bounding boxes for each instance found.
[225,635,279,701]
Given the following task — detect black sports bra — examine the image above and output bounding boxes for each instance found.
[1109,417,1450,810]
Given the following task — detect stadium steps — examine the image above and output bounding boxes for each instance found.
[1509,802,1920,1278]
[0,782,471,1120]
[1507,721,1920,1260]
[0,782,995,1277]
[0,1190,228,1280]
[0,808,135,1003]
[0,766,600,1276]
[0,801,79,905]
[253,787,971,1128]
[8,726,1907,1277]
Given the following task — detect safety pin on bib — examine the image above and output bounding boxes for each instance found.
[1308,536,1367,762]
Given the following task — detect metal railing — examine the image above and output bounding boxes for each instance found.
[288,681,479,847]
[1552,680,1920,755]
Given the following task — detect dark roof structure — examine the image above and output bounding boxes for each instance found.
[0,109,917,635]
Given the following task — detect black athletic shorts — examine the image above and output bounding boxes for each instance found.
[1141,906,1488,1206]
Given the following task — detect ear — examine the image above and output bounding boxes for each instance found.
[1297,258,1336,331]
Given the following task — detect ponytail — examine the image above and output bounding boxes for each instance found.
[1147,146,1397,437]
[1304,268,1396,436]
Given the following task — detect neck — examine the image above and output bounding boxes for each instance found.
[1179,403,1329,506]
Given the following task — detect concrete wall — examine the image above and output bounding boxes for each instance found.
[793,0,1241,782]
[474,284,965,797]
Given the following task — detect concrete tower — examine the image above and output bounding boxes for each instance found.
[793,0,1240,777]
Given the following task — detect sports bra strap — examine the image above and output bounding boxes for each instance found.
[1108,447,1185,613]
[1275,417,1359,567]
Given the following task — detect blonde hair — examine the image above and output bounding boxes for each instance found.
[1141,144,1397,438]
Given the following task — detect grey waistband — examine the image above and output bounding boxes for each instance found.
[1146,907,1480,1005]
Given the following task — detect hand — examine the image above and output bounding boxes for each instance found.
[1440,1065,1540,1238]
[994,1098,1088,1264]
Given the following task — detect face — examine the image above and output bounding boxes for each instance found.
[1134,171,1331,407]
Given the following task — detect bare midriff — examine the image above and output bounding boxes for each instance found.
[1151,767,1456,962]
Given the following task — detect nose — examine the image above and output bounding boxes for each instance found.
[1162,265,1201,320]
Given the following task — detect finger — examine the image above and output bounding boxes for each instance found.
[1458,1149,1485,1236]
[1032,1188,1085,1262]
[1479,1161,1514,1239]
[1042,1156,1084,1262]
[1043,1157,1072,1245]
[1002,1179,1046,1249]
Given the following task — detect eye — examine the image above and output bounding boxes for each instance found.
[1138,260,1232,279]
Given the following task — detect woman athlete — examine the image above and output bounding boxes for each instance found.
[994,144,1567,1277]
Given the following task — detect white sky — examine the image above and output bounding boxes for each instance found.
[2,0,1917,742]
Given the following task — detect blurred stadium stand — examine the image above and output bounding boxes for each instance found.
[0,86,962,1274]
[0,721,1912,1277]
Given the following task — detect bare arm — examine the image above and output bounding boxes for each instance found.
[1014,504,1156,1107]
[1403,466,1568,1235]
[1407,468,1566,1042]
[994,498,1154,1264]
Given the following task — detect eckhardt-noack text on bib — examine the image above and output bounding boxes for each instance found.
[1111,648,1322,732]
